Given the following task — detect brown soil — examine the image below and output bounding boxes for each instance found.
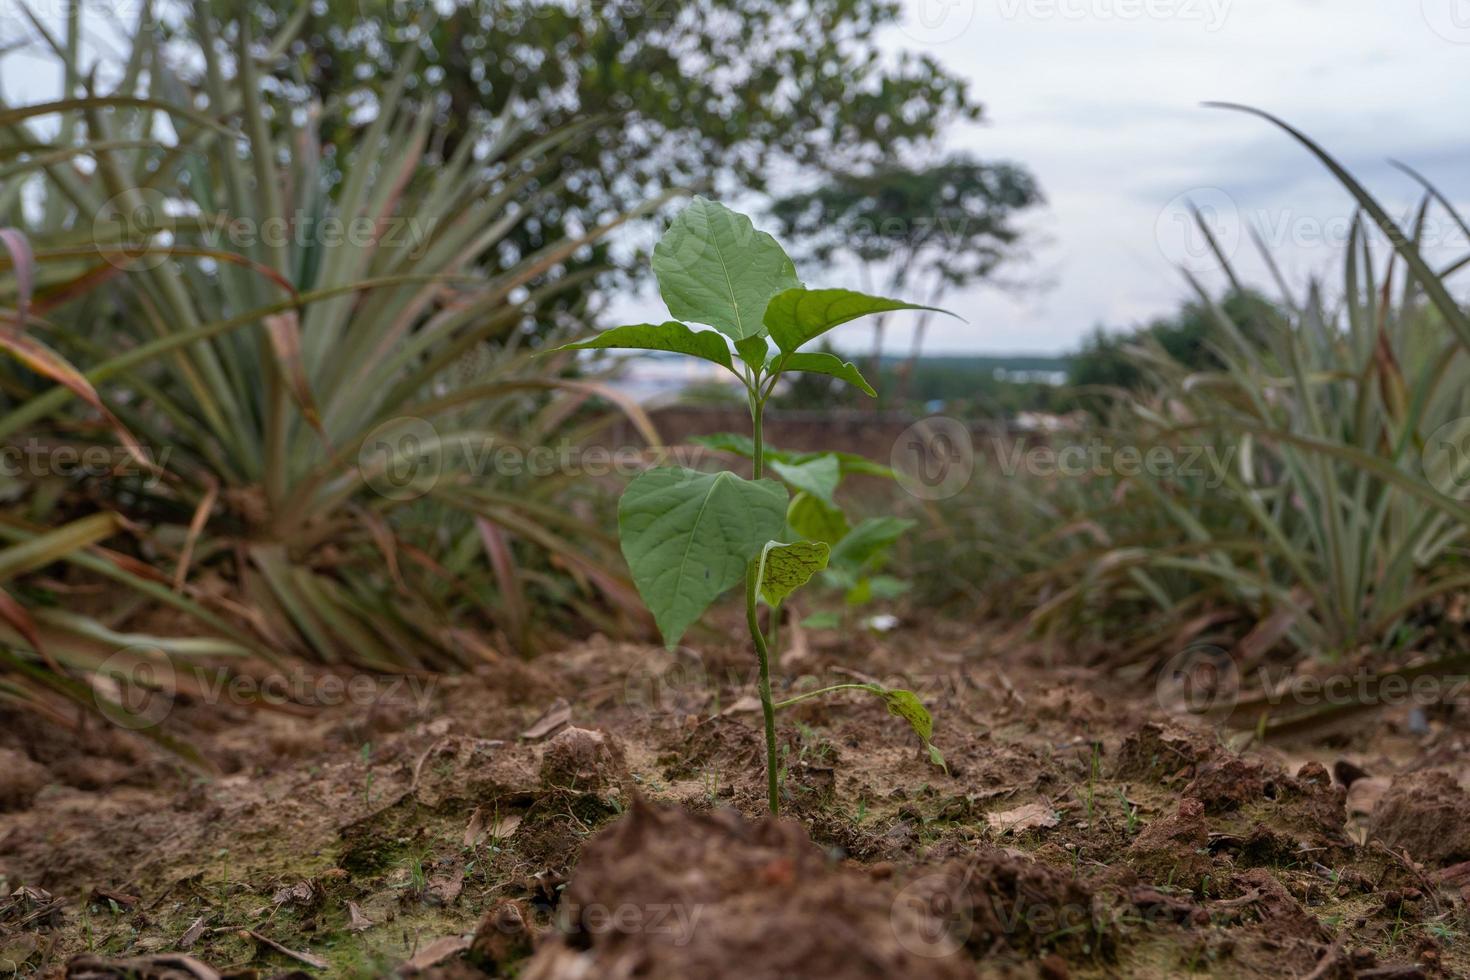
[0,620,1467,978]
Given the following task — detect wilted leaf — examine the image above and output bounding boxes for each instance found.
[756,540,830,606]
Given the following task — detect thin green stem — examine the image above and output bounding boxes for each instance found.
[772,683,878,710]
[746,564,780,814]
[744,382,781,813]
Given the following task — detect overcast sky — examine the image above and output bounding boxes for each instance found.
[4,1,1468,356]
[617,0,1470,354]
[874,0,1470,353]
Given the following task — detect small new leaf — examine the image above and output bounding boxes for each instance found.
[735,335,769,371]
[778,351,876,397]
[552,322,733,372]
[618,468,788,648]
[755,540,830,606]
[652,197,800,341]
[763,287,955,353]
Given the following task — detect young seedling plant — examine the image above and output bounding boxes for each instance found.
[554,197,951,814]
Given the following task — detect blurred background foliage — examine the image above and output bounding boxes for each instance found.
[0,0,1463,751]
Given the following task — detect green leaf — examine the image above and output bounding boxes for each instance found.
[735,335,770,371]
[867,575,911,600]
[756,540,830,606]
[770,455,841,505]
[881,688,933,741]
[829,516,916,571]
[787,492,850,545]
[778,351,877,396]
[652,197,800,341]
[763,287,953,353]
[692,435,892,480]
[881,688,946,773]
[552,321,733,372]
[618,467,788,648]
[799,611,841,629]
[690,432,758,457]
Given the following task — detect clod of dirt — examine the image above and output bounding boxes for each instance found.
[469,899,535,969]
[1368,769,1470,867]
[538,727,628,795]
[1126,797,1213,891]
[1114,723,1213,784]
[520,799,972,979]
[910,850,1115,960]
[0,747,48,811]
[1183,756,1268,812]
[412,735,539,809]
[1278,761,1347,841]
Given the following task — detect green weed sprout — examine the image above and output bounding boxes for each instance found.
[553,198,952,813]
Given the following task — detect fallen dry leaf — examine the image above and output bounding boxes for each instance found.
[177,915,207,949]
[986,802,1059,834]
[719,695,762,716]
[465,808,522,847]
[401,935,471,973]
[1347,776,1390,816]
[521,697,572,739]
[346,901,374,933]
[245,930,329,970]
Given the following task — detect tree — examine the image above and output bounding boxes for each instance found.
[193,1,980,253]
[769,154,1043,402]
[1067,289,1278,416]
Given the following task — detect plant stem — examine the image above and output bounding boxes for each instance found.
[745,389,780,814]
[772,683,879,710]
[747,565,780,814]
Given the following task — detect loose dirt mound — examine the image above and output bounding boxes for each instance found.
[522,799,972,980]
[1369,769,1470,867]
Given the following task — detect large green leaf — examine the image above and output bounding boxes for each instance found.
[756,540,830,606]
[778,351,876,396]
[770,455,841,505]
[552,321,734,372]
[652,197,800,341]
[763,287,952,353]
[618,467,788,647]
